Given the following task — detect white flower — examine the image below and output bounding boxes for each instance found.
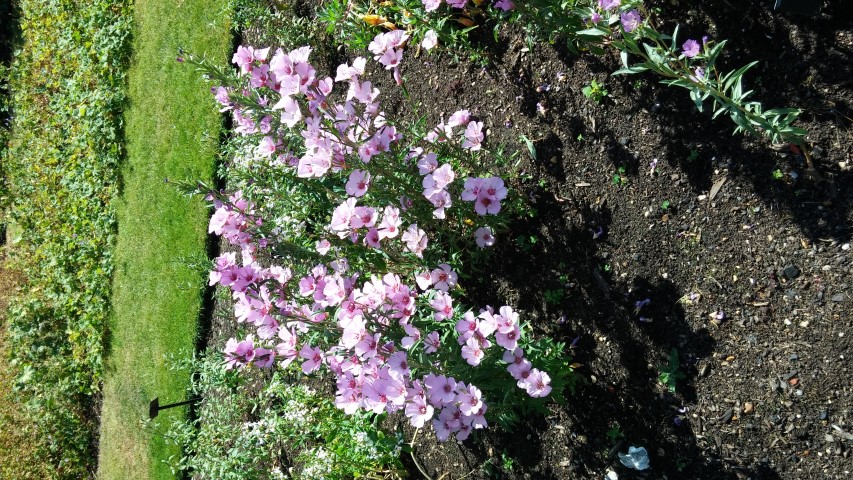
[421,30,438,50]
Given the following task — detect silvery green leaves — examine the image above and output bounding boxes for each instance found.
[612,22,805,146]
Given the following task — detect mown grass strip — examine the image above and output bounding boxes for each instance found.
[96,1,230,479]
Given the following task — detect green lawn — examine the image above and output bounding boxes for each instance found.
[97,1,230,478]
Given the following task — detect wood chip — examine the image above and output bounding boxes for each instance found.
[575,182,591,187]
[709,177,727,201]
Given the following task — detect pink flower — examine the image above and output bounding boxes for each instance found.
[232,46,254,74]
[402,224,428,257]
[424,331,441,353]
[474,226,495,248]
[507,356,532,380]
[417,152,438,175]
[457,384,483,416]
[351,206,377,229]
[434,164,456,187]
[430,264,458,292]
[224,336,255,370]
[401,323,421,349]
[461,121,484,151]
[424,374,457,406]
[347,79,379,104]
[334,57,367,83]
[346,169,371,197]
[495,323,520,350]
[315,238,331,255]
[620,9,642,33]
[427,190,452,219]
[461,337,485,366]
[253,348,275,368]
[689,66,705,83]
[355,332,381,359]
[405,394,435,428]
[330,198,357,234]
[258,136,277,157]
[422,0,442,12]
[430,291,454,321]
[379,48,404,69]
[524,369,552,397]
[447,0,467,7]
[299,344,324,374]
[377,206,402,240]
[447,110,471,128]
[421,30,438,50]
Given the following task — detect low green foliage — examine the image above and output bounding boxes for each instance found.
[612,166,628,186]
[164,353,406,479]
[582,78,608,103]
[2,1,132,476]
[658,348,686,393]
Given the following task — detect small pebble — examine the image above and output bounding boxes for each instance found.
[783,265,801,279]
[744,402,754,414]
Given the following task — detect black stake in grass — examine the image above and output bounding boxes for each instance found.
[148,397,200,419]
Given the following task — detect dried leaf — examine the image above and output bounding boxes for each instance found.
[709,177,727,201]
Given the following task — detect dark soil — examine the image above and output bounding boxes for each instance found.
[214,1,853,478]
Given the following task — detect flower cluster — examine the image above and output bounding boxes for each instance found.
[368,30,409,84]
[201,33,556,442]
[423,0,515,12]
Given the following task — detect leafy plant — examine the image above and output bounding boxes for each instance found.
[501,452,516,471]
[687,148,699,162]
[660,199,671,210]
[164,353,405,479]
[771,168,784,180]
[189,34,574,449]
[612,166,628,186]
[3,1,132,476]
[606,424,624,444]
[543,288,565,306]
[658,348,687,393]
[582,78,609,103]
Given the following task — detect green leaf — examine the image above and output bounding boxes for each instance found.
[520,134,537,161]
[575,27,608,37]
[612,65,649,75]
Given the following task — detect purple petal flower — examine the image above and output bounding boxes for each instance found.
[682,39,701,58]
[620,9,642,33]
[689,67,705,83]
[598,0,621,11]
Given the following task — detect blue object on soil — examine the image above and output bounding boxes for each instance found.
[618,446,650,470]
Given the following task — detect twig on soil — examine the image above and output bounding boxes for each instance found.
[409,428,435,480]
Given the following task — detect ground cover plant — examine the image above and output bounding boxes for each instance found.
[1,1,131,476]
[164,351,406,479]
[170,0,853,478]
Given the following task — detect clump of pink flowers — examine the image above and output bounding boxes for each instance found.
[198,34,559,443]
